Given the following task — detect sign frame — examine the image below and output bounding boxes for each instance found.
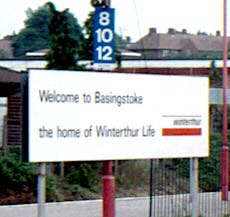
[24,69,209,162]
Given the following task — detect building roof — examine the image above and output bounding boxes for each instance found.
[0,39,13,58]
[0,66,22,96]
[128,28,230,52]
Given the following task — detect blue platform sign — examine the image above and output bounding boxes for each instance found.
[94,7,115,64]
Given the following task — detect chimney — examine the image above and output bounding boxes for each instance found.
[126,36,131,43]
[216,30,221,37]
[182,29,187,34]
[168,28,176,34]
[149,28,157,34]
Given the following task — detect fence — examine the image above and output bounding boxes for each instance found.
[149,133,230,217]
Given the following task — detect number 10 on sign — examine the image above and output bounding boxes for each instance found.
[94,8,115,63]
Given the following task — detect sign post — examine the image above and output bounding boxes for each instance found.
[21,74,47,217]
[190,158,199,217]
[93,3,116,217]
[102,161,115,217]
[38,163,46,217]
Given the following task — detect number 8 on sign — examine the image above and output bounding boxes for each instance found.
[99,11,110,26]
[94,7,115,64]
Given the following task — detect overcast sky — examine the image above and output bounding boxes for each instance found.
[0,0,229,41]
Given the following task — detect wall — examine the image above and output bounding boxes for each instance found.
[0,98,7,147]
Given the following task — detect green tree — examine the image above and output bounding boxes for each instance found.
[12,5,51,57]
[46,2,85,69]
[209,60,222,88]
[82,11,94,60]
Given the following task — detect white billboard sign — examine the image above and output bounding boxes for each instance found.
[28,70,209,162]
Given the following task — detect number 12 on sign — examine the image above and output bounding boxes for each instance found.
[94,8,115,64]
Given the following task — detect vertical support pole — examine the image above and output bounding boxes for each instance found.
[190,158,199,217]
[222,146,229,201]
[149,159,153,217]
[102,161,115,217]
[60,162,65,178]
[100,0,115,214]
[190,158,194,202]
[38,162,46,217]
[21,73,29,162]
[221,0,229,201]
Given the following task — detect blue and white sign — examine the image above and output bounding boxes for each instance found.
[94,7,115,63]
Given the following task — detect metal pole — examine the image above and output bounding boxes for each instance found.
[191,158,199,217]
[102,161,115,217]
[38,162,46,217]
[101,1,115,216]
[149,159,153,217]
[221,0,229,201]
[190,158,194,202]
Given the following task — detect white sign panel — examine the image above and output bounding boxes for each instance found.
[28,70,209,162]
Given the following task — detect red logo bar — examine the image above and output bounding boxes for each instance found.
[162,128,202,136]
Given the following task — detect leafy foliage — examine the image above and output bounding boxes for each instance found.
[12,5,51,57]
[12,2,128,61]
[46,175,62,202]
[82,11,94,60]
[0,151,101,203]
[199,133,221,191]
[209,60,222,88]
[176,133,222,192]
[65,163,97,191]
[0,150,37,191]
[45,2,85,70]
